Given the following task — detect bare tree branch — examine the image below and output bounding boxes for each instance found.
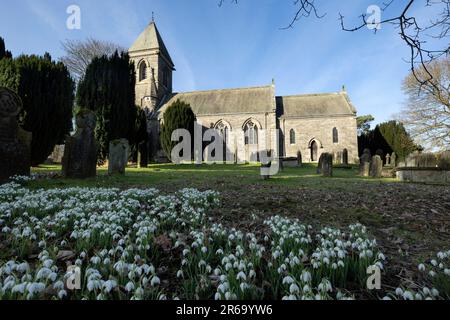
[60,37,126,81]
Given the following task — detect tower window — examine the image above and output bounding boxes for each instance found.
[163,67,169,87]
[139,61,147,81]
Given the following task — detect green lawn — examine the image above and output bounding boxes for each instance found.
[29,163,449,287]
[31,163,396,191]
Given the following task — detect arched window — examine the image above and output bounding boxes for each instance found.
[244,121,258,145]
[215,120,230,144]
[290,129,296,145]
[333,127,339,144]
[139,61,147,81]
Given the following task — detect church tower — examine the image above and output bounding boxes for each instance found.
[129,21,175,113]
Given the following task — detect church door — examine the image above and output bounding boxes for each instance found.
[311,141,318,162]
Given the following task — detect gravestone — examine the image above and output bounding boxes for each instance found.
[370,155,383,178]
[62,110,97,179]
[0,87,30,182]
[297,151,302,167]
[317,153,325,174]
[321,153,333,177]
[108,139,129,175]
[391,153,397,167]
[342,149,349,166]
[138,142,148,168]
[359,149,371,177]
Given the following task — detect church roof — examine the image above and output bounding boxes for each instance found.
[276,91,357,118]
[129,22,174,67]
[157,85,275,119]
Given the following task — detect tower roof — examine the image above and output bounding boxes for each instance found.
[129,22,174,67]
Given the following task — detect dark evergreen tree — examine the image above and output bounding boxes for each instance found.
[0,53,75,165]
[76,52,136,162]
[0,37,12,60]
[358,120,418,162]
[160,100,196,161]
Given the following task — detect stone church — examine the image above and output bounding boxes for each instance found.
[129,22,359,164]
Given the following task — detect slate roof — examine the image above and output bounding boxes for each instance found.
[276,92,357,118]
[129,22,174,67]
[157,85,276,119]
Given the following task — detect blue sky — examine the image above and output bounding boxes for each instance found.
[0,0,442,124]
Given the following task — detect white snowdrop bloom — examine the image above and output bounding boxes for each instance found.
[415,293,423,300]
[301,271,312,283]
[90,256,101,265]
[444,269,450,276]
[220,275,227,282]
[215,292,222,300]
[201,246,208,254]
[431,288,439,297]
[236,272,247,282]
[216,249,224,255]
[214,268,221,276]
[283,276,295,285]
[395,288,404,296]
[240,283,249,292]
[382,296,392,300]
[225,292,232,300]
[12,283,26,294]
[53,281,65,291]
[58,290,67,299]
[249,270,256,279]
[429,270,436,277]
[422,287,431,296]
[438,263,444,269]
[103,280,117,293]
[403,291,414,300]
[177,270,184,278]
[437,252,445,260]
[431,260,438,267]
[151,276,160,287]
[198,260,207,268]
[290,283,300,294]
[418,264,426,272]
[225,263,232,271]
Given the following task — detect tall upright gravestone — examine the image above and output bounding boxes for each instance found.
[0,87,30,182]
[359,149,371,177]
[370,155,383,178]
[108,139,129,175]
[62,110,98,179]
[321,153,333,177]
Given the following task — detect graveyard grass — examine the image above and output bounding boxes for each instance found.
[30,163,450,286]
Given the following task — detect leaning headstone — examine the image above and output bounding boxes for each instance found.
[322,153,333,177]
[0,87,30,183]
[359,149,371,177]
[342,149,349,166]
[108,139,129,175]
[297,151,302,167]
[370,155,383,178]
[62,110,97,179]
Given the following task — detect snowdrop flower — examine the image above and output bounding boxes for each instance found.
[301,271,312,283]
[151,276,160,287]
[403,291,414,300]
[418,264,426,272]
[283,276,295,285]
[431,288,439,297]
[290,283,300,294]
[395,288,404,296]
[431,260,438,267]
[201,246,208,254]
[236,272,247,282]
[58,290,67,299]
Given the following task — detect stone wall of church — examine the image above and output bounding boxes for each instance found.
[281,116,358,164]
[196,112,278,163]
